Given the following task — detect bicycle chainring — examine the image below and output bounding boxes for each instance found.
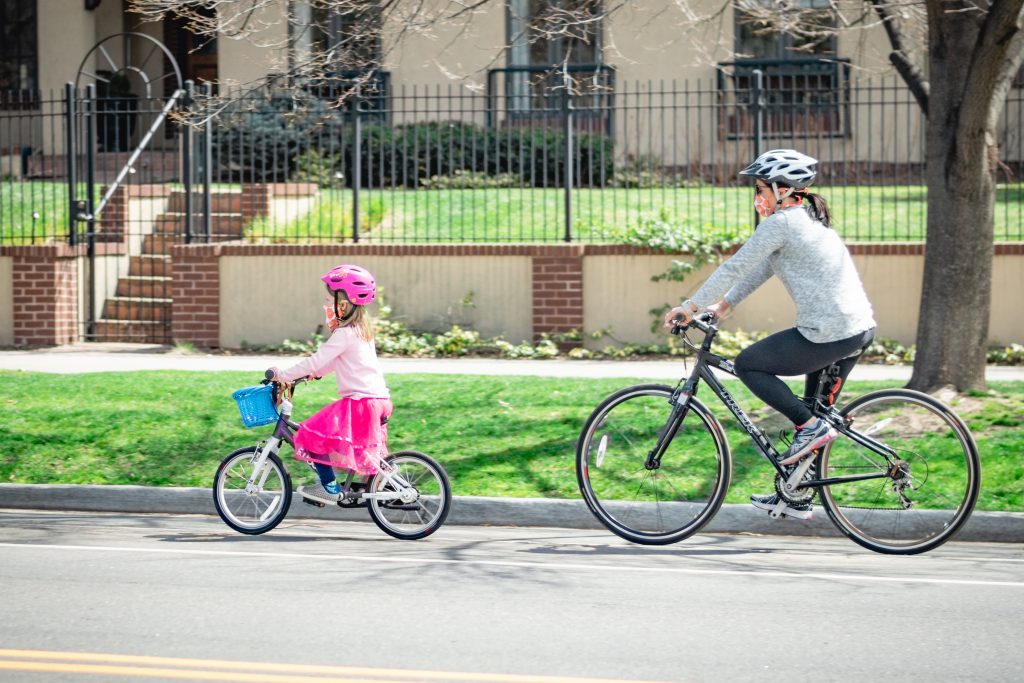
[774,466,816,506]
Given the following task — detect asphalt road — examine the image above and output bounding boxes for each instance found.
[0,510,1022,683]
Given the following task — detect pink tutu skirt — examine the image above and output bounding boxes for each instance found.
[293,397,393,475]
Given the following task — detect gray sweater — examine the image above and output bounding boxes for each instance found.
[690,206,876,343]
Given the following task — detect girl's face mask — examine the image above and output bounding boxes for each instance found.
[323,303,339,330]
[754,192,774,218]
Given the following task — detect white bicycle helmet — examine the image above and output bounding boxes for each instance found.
[739,149,818,189]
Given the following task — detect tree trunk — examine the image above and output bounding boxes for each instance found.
[907,2,1022,392]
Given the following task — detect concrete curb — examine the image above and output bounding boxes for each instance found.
[2,484,1021,543]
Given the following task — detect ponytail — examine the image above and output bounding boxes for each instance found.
[800,192,832,228]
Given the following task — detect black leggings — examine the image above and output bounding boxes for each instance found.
[734,327,875,425]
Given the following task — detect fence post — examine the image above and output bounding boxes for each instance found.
[352,100,363,243]
[202,82,213,242]
[84,83,98,340]
[752,68,764,226]
[563,88,573,243]
[182,80,194,244]
[64,83,78,247]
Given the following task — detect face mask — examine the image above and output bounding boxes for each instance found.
[754,193,773,218]
[323,303,339,330]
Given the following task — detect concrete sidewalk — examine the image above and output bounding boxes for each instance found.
[3,342,1024,380]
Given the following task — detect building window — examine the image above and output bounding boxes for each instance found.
[0,0,38,106]
[503,0,610,128]
[723,0,847,137]
[291,1,386,113]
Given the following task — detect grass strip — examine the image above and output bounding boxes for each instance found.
[2,370,1021,511]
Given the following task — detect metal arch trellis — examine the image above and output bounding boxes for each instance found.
[68,32,189,344]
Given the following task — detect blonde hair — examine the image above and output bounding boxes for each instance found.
[336,298,375,341]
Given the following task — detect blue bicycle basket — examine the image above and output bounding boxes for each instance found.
[232,384,279,428]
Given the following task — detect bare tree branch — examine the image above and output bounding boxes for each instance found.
[867,0,930,113]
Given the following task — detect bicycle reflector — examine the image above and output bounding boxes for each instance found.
[232,384,279,428]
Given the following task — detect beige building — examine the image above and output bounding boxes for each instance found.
[5,0,973,165]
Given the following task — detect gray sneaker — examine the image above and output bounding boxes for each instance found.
[297,483,340,505]
[778,418,836,466]
[750,493,813,520]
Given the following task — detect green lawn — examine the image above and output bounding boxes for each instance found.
[3,370,1020,511]
[257,185,1024,243]
[4,181,1023,244]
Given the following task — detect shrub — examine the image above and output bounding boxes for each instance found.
[212,92,344,182]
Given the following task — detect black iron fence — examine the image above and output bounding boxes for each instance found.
[3,72,1023,246]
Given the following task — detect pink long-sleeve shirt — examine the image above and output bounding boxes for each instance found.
[278,326,389,399]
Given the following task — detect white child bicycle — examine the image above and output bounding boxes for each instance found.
[214,371,452,540]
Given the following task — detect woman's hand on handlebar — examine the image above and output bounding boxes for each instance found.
[663,300,700,330]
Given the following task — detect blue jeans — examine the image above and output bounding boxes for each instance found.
[313,462,336,486]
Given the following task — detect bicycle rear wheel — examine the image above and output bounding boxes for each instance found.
[576,384,731,545]
[819,388,980,554]
[213,446,292,535]
[367,451,452,540]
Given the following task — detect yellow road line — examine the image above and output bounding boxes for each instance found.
[0,661,385,682]
[0,650,677,683]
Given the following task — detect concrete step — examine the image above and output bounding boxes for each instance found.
[115,276,172,299]
[168,191,242,213]
[92,319,171,344]
[129,255,170,278]
[101,297,171,323]
[152,212,244,236]
[142,233,177,254]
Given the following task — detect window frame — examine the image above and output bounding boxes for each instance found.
[0,0,39,109]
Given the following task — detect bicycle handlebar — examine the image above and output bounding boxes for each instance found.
[670,311,718,337]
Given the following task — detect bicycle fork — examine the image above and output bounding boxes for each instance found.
[645,393,691,470]
[246,438,279,494]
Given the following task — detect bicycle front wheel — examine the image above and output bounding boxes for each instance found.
[213,446,292,535]
[367,451,452,540]
[576,384,731,545]
[819,388,980,554]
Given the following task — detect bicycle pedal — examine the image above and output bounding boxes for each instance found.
[302,498,326,508]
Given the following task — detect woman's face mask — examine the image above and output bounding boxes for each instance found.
[754,192,774,218]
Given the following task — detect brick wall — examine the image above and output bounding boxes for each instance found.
[170,244,221,348]
[532,249,584,346]
[6,245,78,346]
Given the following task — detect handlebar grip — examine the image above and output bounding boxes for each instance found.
[265,368,276,381]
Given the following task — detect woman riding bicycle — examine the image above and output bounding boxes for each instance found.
[663,149,876,520]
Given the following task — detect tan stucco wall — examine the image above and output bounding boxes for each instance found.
[0,256,12,345]
[383,0,506,93]
[37,1,95,98]
[583,253,1024,347]
[991,254,1024,345]
[219,254,532,347]
[217,1,291,89]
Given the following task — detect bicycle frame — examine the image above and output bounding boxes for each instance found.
[242,390,411,503]
[659,316,901,493]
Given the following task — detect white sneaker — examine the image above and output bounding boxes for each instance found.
[750,493,813,520]
[297,483,340,505]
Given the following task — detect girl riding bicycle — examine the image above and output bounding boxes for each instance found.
[269,264,392,506]
[664,149,876,520]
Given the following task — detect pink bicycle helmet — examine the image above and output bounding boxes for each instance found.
[321,264,376,305]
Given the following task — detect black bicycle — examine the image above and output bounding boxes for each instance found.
[576,313,980,555]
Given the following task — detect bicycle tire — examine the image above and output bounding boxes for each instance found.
[213,446,292,535]
[818,388,980,554]
[576,384,731,545]
[367,451,452,540]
